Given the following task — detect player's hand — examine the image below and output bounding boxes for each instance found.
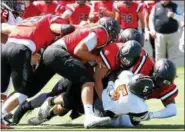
[151,32,156,39]
[144,31,150,41]
[167,11,174,18]
[96,57,106,68]
[132,112,153,121]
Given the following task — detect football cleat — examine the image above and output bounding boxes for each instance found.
[28,116,48,125]
[84,115,111,128]
[38,97,54,120]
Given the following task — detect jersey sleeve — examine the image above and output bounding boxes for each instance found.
[136,2,144,13]
[82,32,97,51]
[113,1,119,12]
[160,84,178,101]
[65,3,75,13]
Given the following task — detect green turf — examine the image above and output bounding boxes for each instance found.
[2,67,185,131]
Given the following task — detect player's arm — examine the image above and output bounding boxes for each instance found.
[1,23,15,35]
[61,4,74,20]
[50,23,75,36]
[73,32,100,62]
[149,99,177,119]
[113,2,120,21]
[94,65,109,99]
[137,3,145,31]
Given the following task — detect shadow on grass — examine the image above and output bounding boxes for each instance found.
[11,123,185,131]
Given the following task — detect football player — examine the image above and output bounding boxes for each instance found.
[89,0,115,23]
[113,0,144,30]
[61,0,91,25]
[11,17,120,128]
[1,14,75,129]
[94,29,154,99]
[103,58,178,127]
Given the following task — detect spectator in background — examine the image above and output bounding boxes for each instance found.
[144,0,159,60]
[55,0,74,15]
[149,0,184,64]
[22,0,42,19]
[61,0,91,25]
[114,0,144,31]
[89,0,115,23]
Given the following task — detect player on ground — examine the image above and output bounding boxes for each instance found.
[97,58,178,127]
[94,29,154,99]
[1,14,75,129]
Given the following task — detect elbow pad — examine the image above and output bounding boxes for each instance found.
[61,24,75,36]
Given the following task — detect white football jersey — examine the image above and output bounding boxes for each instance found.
[102,71,148,115]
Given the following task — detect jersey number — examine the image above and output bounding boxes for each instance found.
[113,84,128,101]
[121,14,133,24]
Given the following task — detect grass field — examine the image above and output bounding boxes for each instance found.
[2,67,185,131]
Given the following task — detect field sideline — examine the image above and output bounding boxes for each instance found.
[2,67,185,131]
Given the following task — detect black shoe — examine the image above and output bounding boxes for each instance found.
[12,100,32,125]
[69,109,82,120]
[4,113,13,125]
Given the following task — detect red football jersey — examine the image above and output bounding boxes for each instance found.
[55,1,74,15]
[9,14,68,52]
[100,42,124,71]
[149,83,178,102]
[33,1,58,14]
[144,1,156,14]
[114,1,144,29]
[91,1,113,22]
[130,48,154,76]
[62,26,108,57]
[65,3,91,24]
[22,3,42,19]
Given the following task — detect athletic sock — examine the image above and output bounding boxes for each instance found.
[83,104,94,116]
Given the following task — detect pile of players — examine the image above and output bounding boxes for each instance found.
[1,2,179,130]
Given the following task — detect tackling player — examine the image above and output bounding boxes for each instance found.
[9,17,120,128]
[94,29,154,99]
[1,14,75,129]
[101,59,178,127]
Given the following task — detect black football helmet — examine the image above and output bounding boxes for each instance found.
[152,58,176,87]
[128,74,154,99]
[118,28,144,47]
[118,40,141,68]
[98,17,120,42]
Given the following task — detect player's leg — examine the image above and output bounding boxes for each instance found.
[42,45,111,128]
[12,57,56,124]
[167,32,181,66]
[2,43,33,121]
[155,33,167,62]
[149,34,156,60]
[1,43,12,129]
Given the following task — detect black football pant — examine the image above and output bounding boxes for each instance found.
[1,42,33,97]
[149,34,155,60]
[28,44,93,109]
